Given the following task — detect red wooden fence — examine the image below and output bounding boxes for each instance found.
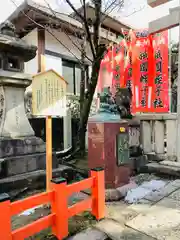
[0,168,105,240]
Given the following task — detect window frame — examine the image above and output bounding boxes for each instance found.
[62,59,89,96]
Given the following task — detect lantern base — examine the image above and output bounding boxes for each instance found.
[0,136,58,178]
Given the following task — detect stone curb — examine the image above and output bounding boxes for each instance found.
[105,181,138,202]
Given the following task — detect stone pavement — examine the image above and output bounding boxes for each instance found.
[69,179,180,240]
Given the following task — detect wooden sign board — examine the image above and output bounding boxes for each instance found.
[32,69,67,117]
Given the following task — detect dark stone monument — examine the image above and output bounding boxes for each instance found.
[0,21,58,178]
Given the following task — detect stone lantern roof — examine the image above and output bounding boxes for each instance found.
[0,21,37,62]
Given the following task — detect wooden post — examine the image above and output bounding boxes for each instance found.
[0,193,12,239]
[38,27,45,73]
[51,178,68,239]
[38,27,52,190]
[91,167,105,220]
[46,116,52,191]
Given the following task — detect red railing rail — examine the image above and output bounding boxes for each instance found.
[0,167,105,240]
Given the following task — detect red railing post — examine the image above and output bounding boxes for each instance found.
[51,178,68,239]
[0,193,12,239]
[90,167,105,220]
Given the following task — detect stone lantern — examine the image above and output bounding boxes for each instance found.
[0,21,57,178]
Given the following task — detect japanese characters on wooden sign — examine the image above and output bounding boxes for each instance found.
[32,69,67,117]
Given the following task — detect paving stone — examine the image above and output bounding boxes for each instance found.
[96,219,154,240]
[128,199,154,214]
[168,188,180,201]
[171,179,180,188]
[67,227,107,240]
[156,197,180,210]
[106,202,138,224]
[126,204,180,240]
[144,182,179,202]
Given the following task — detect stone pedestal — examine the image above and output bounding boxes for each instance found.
[88,118,131,189]
[0,73,58,178]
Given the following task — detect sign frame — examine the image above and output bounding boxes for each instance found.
[32,69,68,117]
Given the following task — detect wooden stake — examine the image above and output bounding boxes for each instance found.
[46,115,52,191]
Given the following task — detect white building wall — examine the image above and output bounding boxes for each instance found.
[45,54,62,74]
[23,28,92,75]
[45,30,92,61]
[23,29,38,74]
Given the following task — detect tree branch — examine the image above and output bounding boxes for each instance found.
[65,0,96,59]
[103,0,123,16]
[65,0,85,22]
[123,4,145,17]
[93,0,101,53]
[55,27,92,63]
[42,0,92,63]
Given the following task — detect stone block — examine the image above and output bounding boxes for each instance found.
[168,188,180,201]
[146,162,180,177]
[128,199,154,214]
[67,228,107,240]
[126,204,180,240]
[106,202,137,224]
[0,152,58,177]
[171,179,180,188]
[105,189,122,202]
[96,219,154,240]
[144,182,179,202]
[156,197,180,210]
[116,181,138,197]
[0,137,45,158]
[0,165,76,193]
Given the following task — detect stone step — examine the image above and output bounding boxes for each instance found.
[95,219,154,240]
[67,227,108,240]
[159,161,180,168]
[0,165,75,194]
[144,162,180,177]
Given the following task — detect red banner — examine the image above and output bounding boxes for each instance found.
[151,31,169,112]
[97,48,112,93]
[97,29,169,113]
[112,42,126,90]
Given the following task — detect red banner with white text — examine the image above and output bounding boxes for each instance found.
[97,29,169,113]
[151,31,169,112]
